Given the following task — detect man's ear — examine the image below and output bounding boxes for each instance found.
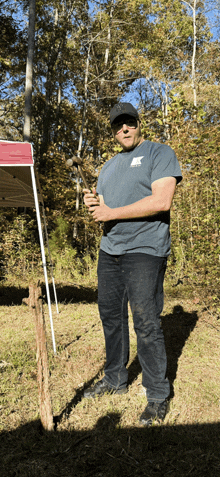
[112,129,117,141]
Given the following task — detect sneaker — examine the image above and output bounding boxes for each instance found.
[139,400,169,426]
[84,379,128,398]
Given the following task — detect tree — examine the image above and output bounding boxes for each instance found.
[0,0,219,285]
[0,1,23,139]
[23,0,36,142]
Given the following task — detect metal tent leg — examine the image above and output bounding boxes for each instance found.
[30,165,56,354]
[41,205,59,314]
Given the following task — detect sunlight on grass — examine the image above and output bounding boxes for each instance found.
[0,277,220,476]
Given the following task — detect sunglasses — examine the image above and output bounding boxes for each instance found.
[112,118,138,135]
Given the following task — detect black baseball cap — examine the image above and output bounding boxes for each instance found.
[110,102,139,125]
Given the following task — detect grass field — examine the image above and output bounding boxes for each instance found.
[0,275,220,476]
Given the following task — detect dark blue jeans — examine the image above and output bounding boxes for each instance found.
[97,249,170,403]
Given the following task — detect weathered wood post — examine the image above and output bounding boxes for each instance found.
[29,283,54,431]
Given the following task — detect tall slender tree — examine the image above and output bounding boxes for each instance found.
[23,0,36,142]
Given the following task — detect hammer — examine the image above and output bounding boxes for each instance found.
[66,155,89,190]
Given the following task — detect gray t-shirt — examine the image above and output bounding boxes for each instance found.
[96,140,182,257]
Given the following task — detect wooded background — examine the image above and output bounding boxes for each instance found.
[0,0,219,294]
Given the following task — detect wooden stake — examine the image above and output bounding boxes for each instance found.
[29,283,54,431]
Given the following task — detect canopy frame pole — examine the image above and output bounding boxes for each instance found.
[34,167,59,314]
[30,165,56,354]
[41,204,59,314]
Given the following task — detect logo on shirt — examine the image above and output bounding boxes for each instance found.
[130,156,144,167]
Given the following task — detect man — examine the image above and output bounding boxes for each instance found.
[83,102,182,426]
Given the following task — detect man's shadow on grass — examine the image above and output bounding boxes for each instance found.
[56,304,198,424]
[162,305,198,398]
[127,305,198,398]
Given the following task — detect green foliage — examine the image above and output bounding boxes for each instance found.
[166,107,220,292]
[49,216,71,251]
[0,0,219,296]
[48,216,78,281]
[1,214,41,281]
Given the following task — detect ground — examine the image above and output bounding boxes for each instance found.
[0,277,219,476]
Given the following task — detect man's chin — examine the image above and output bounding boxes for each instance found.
[121,139,134,151]
[122,138,144,152]
[122,141,138,152]
[123,146,135,152]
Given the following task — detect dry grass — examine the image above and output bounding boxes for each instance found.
[0,277,220,476]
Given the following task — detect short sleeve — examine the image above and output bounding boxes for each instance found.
[150,144,182,185]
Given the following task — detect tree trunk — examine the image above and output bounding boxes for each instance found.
[73,42,91,239]
[181,0,197,108]
[192,0,197,108]
[23,0,36,142]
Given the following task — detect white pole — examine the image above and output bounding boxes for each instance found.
[30,165,57,354]
[41,205,59,314]
[33,167,59,314]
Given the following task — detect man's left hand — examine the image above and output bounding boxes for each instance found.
[89,204,114,222]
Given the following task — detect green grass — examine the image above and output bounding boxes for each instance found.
[0,276,220,476]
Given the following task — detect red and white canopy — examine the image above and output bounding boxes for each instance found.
[0,140,56,353]
[0,141,37,207]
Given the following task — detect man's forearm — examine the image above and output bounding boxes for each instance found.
[90,177,177,223]
[90,196,169,223]
[109,195,168,220]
